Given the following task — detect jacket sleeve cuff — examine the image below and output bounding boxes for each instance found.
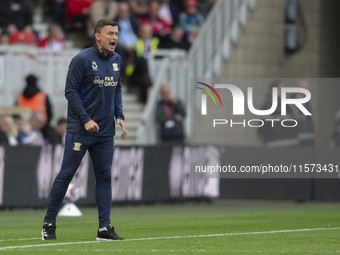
[115,115,125,121]
[81,116,92,126]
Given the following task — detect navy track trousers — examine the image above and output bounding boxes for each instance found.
[44,133,114,228]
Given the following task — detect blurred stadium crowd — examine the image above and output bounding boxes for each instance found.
[0,0,215,48]
[0,0,216,146]
[0,0,215,93]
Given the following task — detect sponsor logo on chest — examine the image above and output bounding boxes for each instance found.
[93,76,118,87]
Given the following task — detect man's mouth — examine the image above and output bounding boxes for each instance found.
[109,42,116,47]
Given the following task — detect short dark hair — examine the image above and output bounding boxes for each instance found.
[26,74,38,87]
[57,117,67,125]
[49,23,61,32]
[94,19,118,34]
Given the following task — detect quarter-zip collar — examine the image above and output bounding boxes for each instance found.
[92,43,113,60]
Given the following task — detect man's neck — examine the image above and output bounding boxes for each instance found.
[96,42,109,56]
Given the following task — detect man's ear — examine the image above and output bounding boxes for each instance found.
[95,33,100,41]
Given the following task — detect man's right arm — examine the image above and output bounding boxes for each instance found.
[65,55,92,126]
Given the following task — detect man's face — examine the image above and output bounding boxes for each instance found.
[0,119,10,133]
[140,25,152,40]
[186,6,197,15]
[56,123,67,136]
[149,2,159,18]
[0,109,4,120]
[96,25,119,53]
[119,3,130,19]
[172,27,183,40]
[51,27,61,39]
[32,114,46,130]
[161,86,171,101]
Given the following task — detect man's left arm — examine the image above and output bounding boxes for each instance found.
[115,58,127,139]
[174,99,186,123]
[175,99,186,117]
[115,76,124,121]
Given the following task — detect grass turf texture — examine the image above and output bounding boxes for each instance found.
[0,200,339,254]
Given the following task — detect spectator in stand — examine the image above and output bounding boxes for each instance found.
[21,112,46,146]
[159,23,190,51]
[16,74,53,125]
[0,0,37,44]
[132,23,159,103]
[0,33,10,45]
[114,1,139,77]
[15,74,54,143]
[54,117,67,144]
[66,0,95,32]
[87,0,119,40]
[0,109,4,120]
[158,0,180,27]
[42,116,67,145]
[127,0,150,17]
[10,30,37,45]
[294,80,315,147]
[156,84,186,144]
[140,1,171,37]
[12,114,26,144]
[0,121,10,145]
[0,116,19,146]
[179,0,204,35]
[0,0,34,34]
[328,105,340,148]
[38,24,66,51]
[50,0,66,29]
[257,81,299,147]
[330,107,340,148]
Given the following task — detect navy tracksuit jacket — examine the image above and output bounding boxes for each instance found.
[44,43,124,228]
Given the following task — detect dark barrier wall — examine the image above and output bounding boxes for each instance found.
[0,145,219,207]
[1,145,340,207]
[218,148,340,201]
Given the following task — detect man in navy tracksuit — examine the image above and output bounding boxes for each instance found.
[42,19,127,241]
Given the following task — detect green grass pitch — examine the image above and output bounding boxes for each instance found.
[0,200,340,254]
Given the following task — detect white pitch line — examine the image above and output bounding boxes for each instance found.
[44,249,340,254]
[122,227,340,242]
[0,238,40,242]
[0,227,339,251]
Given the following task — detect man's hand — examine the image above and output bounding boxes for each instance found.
[174,113,184,123]
[84,120,99,133]
[116,118,127,140]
